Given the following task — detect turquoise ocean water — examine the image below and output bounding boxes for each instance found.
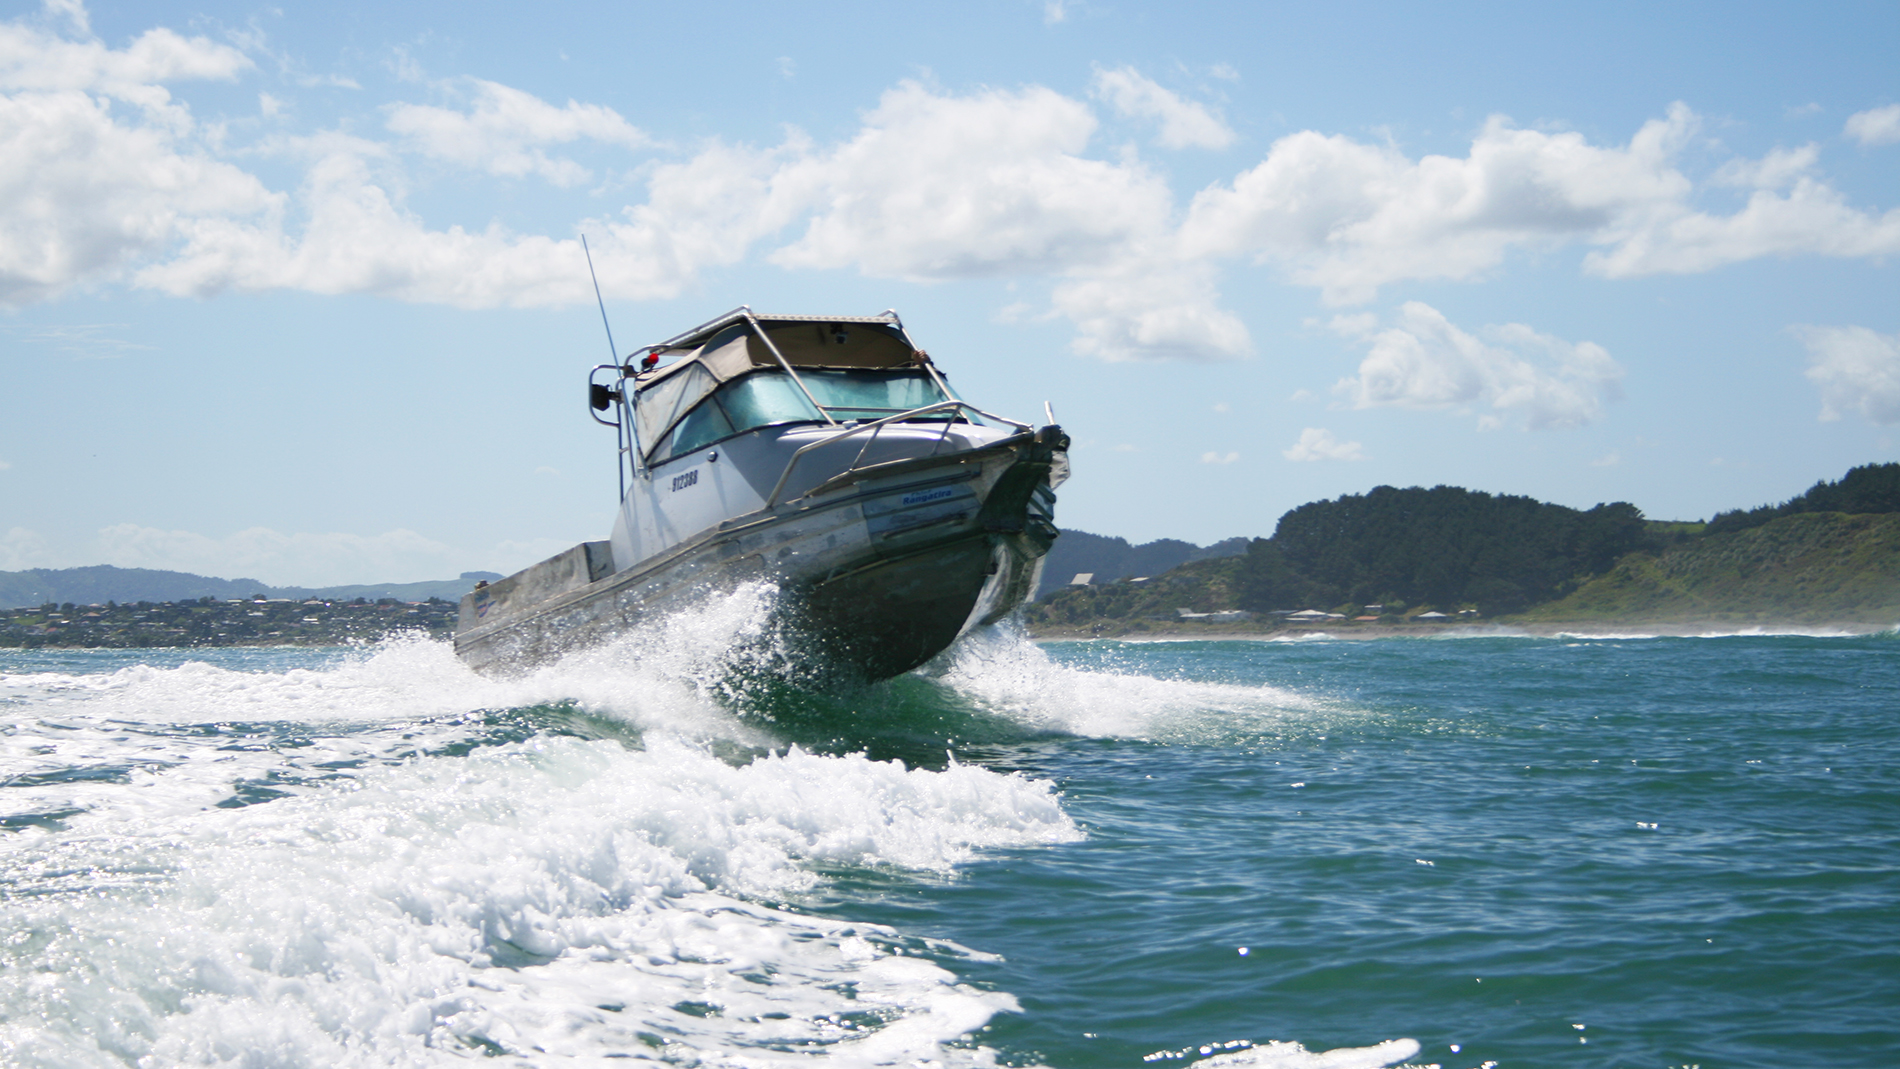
[3,591,1895,1067]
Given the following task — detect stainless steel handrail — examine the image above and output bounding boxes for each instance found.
[743,309,839,428]
[763,401,1033,508]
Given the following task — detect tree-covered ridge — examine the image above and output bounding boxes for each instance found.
[1705,462,1900,536]
[1238,485,1650,615]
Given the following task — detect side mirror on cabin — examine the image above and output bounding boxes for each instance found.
[589,383,619,411]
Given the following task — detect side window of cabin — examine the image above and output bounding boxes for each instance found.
[651,372,823,465]
[719,373,822,431]
[637,363,718,463]
[666,399,735,459]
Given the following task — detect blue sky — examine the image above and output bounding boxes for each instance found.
[2,0,1897,586]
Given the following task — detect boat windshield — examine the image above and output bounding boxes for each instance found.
[799,369,955,420]
[654,369,959,463]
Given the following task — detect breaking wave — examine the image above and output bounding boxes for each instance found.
[0,590,1081,1067]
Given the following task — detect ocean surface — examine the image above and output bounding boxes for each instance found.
[3,589,1895,1068]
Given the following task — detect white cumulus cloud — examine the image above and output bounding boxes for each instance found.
[1844,104,1900,147]
[1181,103,1900,304]
[145,130,799,307]
[1794,324,1900,424]
[0,89,277,306]
[0,6,272,306]
[1051,261,1249,361]
[3,6,1895,370]
[1711,144,1817,189]
[135,144,595,307]
[1584,173,1900,277]
[1180,106,1697,303]
[0,15,250,98]
[772,81,1172,279]
[763,81,1234,359]
[1090,66,1235,150]
[1200,451,1241,464]
[385,78,649,187]
[1282,428,1364,462]
[1332,302,1623,430]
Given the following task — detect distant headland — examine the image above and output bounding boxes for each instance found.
[0,567,502,609]
[1028,462,1900,637]
[0,569,498,649]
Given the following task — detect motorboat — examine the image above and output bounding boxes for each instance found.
[454,307,1069,680]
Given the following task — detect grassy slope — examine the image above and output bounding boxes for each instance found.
[1512,512,1900,625]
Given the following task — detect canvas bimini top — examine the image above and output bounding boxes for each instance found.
[627,308,963,466]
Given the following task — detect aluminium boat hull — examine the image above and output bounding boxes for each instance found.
[454,428,1063,680]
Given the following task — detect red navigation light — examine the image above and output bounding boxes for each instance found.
[641,352,660,370]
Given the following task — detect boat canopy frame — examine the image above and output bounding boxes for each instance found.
[594,306,968,486]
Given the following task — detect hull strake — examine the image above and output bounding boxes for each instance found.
[455,429,1063,680]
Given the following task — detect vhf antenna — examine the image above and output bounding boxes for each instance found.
[582,234,618,363]
[582,234,638,496]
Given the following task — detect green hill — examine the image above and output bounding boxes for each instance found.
[1515,512,1900,626]
[1253,485,1649,615]
[1027,467,1900,635]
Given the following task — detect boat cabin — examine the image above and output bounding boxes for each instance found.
[628,312,963,469]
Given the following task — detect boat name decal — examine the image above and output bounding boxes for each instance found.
[901,487,956,507]
[671,470,699,492]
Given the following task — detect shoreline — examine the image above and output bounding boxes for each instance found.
[6,616,1896,653]
[1023,617,1900,642]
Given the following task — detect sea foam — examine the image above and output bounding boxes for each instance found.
[929,624,1335,744]
[0,593,1081,1067]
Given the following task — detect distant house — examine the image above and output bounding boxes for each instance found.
[1070,573,1094,586]
[1287,609,1329,619]
[1415,611,1449,620]
[1176,608,1256,623]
